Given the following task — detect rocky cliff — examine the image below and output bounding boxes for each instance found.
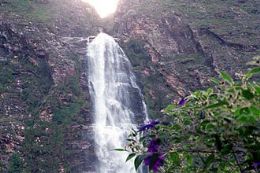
[0,0,259,172]
[114,0,259,117]
[0,0,97,172]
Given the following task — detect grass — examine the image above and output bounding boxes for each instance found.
[0,0,51,22]
[0,0,79,23]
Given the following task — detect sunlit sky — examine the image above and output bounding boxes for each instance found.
[82,0,120,18]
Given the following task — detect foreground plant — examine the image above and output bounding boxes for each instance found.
[122,66,260,172]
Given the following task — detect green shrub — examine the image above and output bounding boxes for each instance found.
[8,153,24,173]
[123,66,260,172]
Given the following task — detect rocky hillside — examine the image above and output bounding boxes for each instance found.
[115,0,260,117]
[0,0,259,172]
[0,0,98,172]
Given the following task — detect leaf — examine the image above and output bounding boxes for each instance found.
[242,89,254,100]
[126,153,136,162]
[255,85,260,94]
[205,154,215,167]
[126,138,136,142]
[245,67,260,79]
[211,78,220,85]
[114,148,127,151]
[183,116,192,125]
[237,115,256,124]
[134,155,144,170]
[171,124,181,131]
[164,104,175,114]
[185,154,193,166]
[200,120,211,130]
[250,106,260,119]
[220,71,233,84]
[220,144,232,155]
[206,88,214,96]
[205,123,215,132]
[206,101,227,109]
[235,107,257,123]
[169,152,181,165]
[139,136,147,142]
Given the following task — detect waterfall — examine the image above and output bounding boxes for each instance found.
[87,33,148,173]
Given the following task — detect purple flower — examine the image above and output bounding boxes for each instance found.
[147,138,161,152]
[253,161,260,170]
[138,120,160,132]
[144,153,165,172]
[178,98,188,106]
[144,139,164,172]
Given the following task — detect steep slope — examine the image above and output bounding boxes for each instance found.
[114,0,260,117]
[0,0,98,172]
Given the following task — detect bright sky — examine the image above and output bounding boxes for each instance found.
[82,0,120,18]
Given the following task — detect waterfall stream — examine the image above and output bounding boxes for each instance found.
[87,33,148,173]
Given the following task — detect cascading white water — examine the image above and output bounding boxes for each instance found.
[87,33,148,173]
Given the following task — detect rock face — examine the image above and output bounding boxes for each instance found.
[0,0,98,172]
[114,0,259,117]
[0,0,259,172]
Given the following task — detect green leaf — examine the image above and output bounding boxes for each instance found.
[169,152,181,165]
[205,154,215,167]
[183,116,192,125]
[139,136,147,142]
[114,148,127,151]
[237,115,256,124]
[220,144,232,155]
[245,67,260,79]
[211,78,220,85]
[250,106,260,119]
[242,89,254,100]
[134,155,145,170]
[255,85,260,94]
[126,153,136,162]
[205,123,215,132]
[206,101,227,109]
[126,138,136,142]
[185,154,193,166]
[171,124,181,131]
[235,107,257,123]
[220,71,233,84]
[206,88,214,96]
[200,120,211,130]
[164,104,175,114]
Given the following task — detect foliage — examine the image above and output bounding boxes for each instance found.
[123,67,260,172]
[0,63,15,93]
[20,56,53,114]
[7,153,24,173]
[22,75,84,172]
